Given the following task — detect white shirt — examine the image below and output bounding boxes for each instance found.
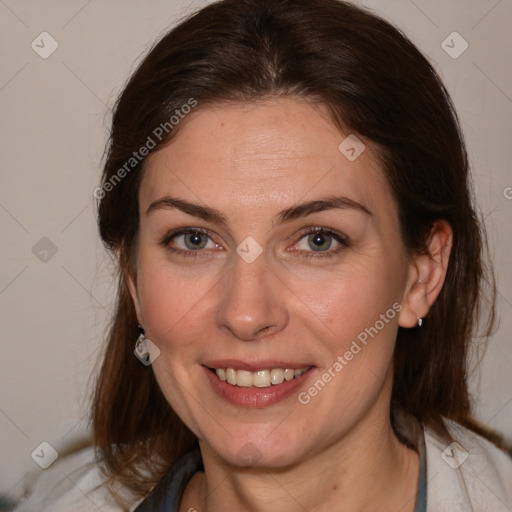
[425,419,512,511]
[12,419,512,511]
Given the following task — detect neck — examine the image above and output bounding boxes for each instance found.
[184,403,420,512]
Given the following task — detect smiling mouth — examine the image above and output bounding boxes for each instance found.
[209,367,311,388]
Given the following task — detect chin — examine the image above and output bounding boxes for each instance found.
[205,433,308,470]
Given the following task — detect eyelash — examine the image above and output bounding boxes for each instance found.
[159,227,349,259]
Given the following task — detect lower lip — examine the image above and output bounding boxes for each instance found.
[203,366,315,408]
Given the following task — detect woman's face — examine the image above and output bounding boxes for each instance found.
[129,97,417,468]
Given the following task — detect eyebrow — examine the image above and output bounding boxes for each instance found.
[146,194,373,226]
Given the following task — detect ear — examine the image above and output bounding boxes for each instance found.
[398,220,453,328]
[126,270,143,326]
[122,246,144,326]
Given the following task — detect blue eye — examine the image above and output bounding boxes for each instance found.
[294,228,348,256]
[179,231,209,250]
[300,231,336,251]
[160,228,220,258]
[160,226,348,259]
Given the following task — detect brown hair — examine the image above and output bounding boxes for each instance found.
[92,0,501,503]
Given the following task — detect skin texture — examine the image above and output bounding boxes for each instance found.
[127,97,452,511]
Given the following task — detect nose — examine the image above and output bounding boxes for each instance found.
[215,251,289,341]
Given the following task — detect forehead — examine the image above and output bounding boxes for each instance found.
[140,97,393,223]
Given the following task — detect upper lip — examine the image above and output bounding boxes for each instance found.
[203,360,314,371]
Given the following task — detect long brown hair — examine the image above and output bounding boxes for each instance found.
[92,0,501,504]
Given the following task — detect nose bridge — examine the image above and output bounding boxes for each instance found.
[215,249,288,340]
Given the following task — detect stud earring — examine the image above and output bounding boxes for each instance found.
[417,317,423,328]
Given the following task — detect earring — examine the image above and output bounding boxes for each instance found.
[417,317,423,328]
[134,325,151,365]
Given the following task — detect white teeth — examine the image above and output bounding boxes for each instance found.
[226,368,237,385]
[270,368,284,385]
[284,368,295,381]
[237,370,253,387]
[253,370,270,388]
[214,367,309,387]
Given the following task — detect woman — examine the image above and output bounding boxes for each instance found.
[13,0,512,510]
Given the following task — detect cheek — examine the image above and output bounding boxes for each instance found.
[297,264,402,415]
[292,254,403,341]
[135,252,214,353]
[288,254,405,405]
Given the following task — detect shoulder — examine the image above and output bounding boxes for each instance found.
[13,447,143,512]
[424,419,512,511]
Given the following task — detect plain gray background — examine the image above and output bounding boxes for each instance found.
[1,0,511,499]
